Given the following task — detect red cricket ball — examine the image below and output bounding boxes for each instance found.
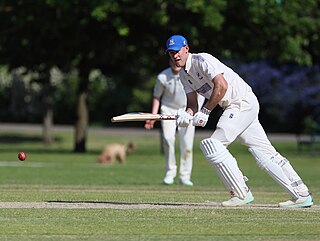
[18,152,27,161]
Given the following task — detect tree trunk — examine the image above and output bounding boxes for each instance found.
[74,71,89,153]
[41,70,53,145]
[43,108,53,144]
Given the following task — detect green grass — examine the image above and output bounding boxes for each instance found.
[0,127,319,241]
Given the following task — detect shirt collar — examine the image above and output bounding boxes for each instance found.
[184,53,192,73]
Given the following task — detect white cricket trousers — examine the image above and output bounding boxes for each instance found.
[211,91,309,195]
[212,91,281,156]
[161,107,195,182]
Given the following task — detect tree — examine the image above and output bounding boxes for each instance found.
[0,1,65,144]
[1,0,319,150]
[217,0,320,65]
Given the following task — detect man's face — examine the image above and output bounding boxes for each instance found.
[168,45,189,68]
[169,59,181,73]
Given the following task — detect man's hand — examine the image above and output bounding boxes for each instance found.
[144,120,156,130]
[176,110,193,127]
[192,111,209,127]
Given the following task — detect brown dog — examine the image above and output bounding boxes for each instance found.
[97,142,136,164]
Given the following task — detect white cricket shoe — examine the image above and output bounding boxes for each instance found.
[221,191,254,207]
[163,177,174,185]
[180,180,194,187]
[278,194,313,208]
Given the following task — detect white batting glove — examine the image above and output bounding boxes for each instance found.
[193,108,211,127]
[176,110,192,127]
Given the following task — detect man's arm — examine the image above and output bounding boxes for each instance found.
[192,74,228,127]
[145,97,160,129]
[185,91,198,116]
[203,73,228,111]
[151,97,160,114]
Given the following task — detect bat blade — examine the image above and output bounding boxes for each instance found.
[111,112,177,122]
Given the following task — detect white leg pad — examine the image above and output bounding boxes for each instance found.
[249,148,299,199]
[200,138,248,199]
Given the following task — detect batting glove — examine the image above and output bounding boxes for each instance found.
[176,110,192,127]
[193,107,211,127]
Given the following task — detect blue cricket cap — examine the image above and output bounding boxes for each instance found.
[166,35,188,52]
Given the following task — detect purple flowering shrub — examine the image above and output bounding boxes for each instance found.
[235,60,320,133]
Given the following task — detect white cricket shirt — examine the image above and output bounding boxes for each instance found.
[153,67,187,109]
[180,53,252,107]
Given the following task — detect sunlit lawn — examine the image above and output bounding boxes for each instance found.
[0,126,319,240]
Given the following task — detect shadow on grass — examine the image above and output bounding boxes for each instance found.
[47,200,221,208]
[47,200,320,209]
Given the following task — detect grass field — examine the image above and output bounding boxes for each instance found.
[0,125,319,241]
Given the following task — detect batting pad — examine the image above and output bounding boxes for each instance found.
[200,138,248,199]
[249,148,299,199]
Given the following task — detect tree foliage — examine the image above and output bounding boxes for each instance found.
[0,0,319,145]
[217,0,320,65]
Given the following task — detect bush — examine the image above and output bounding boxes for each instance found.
[235,60,320,132]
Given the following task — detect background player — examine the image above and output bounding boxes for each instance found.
[145,59,205,186]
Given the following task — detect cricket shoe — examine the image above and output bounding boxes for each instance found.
[278,193,313,208]
[163,177,174,185]
[180,180,194,187]
[221,191,254,207]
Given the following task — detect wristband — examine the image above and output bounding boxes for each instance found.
[200,107,211,115]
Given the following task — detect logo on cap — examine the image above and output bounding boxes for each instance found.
[166,35,188,52]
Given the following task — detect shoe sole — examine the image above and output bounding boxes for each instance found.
[180,181,193,187]
[279,202,314,208]
[279,197,314,208]
[222,193,254,207]
[279,203,313,208]
[163,181,174,185]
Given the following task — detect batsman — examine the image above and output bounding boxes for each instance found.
[166,34,313,208]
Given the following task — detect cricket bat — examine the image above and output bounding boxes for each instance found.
[111,112,177,123]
